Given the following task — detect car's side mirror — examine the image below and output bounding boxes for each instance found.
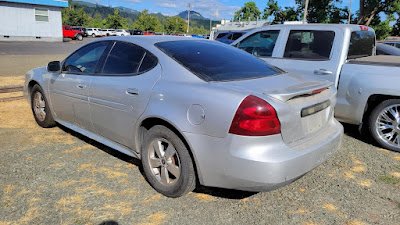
[47,61,61,73]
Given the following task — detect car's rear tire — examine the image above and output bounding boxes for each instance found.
[369,99,400,152]
[31,84,56,128]
[92,33,96,38]
[76,34,83,41]
[141,125,196,197]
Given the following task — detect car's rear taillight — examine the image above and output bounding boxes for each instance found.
[229,95,281,136]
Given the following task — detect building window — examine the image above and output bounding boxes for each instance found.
[35,8,49,22]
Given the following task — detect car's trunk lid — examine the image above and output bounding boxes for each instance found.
[213,72,335,145]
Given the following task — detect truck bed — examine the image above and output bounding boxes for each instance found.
[348,55,400,67]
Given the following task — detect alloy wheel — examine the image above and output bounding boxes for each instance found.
[147,138,181,185]
[33,91,46,122]
[375,104,400,148]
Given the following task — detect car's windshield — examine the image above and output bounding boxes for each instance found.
[155,40,283,82]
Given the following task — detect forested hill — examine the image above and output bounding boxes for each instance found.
[72,1,219,30]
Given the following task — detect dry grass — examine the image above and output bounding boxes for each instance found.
[137,212,169,225]
[0,92,23,99]
[0,76,25,86]
[323,203,337,211]
[0,99,36,129]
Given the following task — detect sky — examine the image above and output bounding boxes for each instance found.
[83,0,361,21]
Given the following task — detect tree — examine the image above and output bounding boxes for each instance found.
[295,0,345,23]
[263,0,299,24]
[62,6,90,26]
[133,10,162,32]
[104,9,128,29]
[357,0,400,26]
[369,14,395,40]
[391,17,400,36]
[164,16,186,34]
[90,13,104,28]
[234,1,261,21]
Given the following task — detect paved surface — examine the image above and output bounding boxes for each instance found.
[0,42,399,225]
[0,38,92,55]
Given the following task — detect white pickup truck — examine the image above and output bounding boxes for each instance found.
[232,24,400,151]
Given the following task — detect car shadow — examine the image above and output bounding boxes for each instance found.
[341,122,378,147]
[58,124,257,200]
[193,186,256,199]
[57,124,142,168]
[98,220,118,225]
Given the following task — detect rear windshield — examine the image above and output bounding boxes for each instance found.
[216,33,227,39]
[155,40,282,82]
[348,31,375,59]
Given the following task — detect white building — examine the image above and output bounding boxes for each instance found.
[0,0,68,42]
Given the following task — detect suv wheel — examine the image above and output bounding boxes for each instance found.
[92,33,96,38]
[76,34,83,41]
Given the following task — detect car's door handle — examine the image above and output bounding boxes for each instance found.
[126,88,139,95]
[314,69,333,75]
[76,84,86,89]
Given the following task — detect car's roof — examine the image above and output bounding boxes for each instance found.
[95,35,206,44]
[247,23,375,33]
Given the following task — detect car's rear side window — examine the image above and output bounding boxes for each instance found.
[347,31,375,59]
[155,40,282,82]
[103,42,145,74]
[284,30,335,60]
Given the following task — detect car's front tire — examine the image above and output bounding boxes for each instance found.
[141,125,196,197]
[30,84,56,128]
[92,33,96,38]
[369,99,400,152]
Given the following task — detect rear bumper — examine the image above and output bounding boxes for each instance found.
[183,118,343,192]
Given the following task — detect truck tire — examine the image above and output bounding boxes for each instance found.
[92,33,96,38]
[76,34,83,41]
[369,99,400,152]
[141,125,196,197]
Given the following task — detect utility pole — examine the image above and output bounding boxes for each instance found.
[303,0,309,24]
[348,0,353,24]
[187,3,192,34]
[209,8,212,35]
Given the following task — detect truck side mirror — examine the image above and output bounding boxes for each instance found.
[47,61,61,73]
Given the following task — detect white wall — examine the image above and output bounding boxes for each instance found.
[0,2,63,42]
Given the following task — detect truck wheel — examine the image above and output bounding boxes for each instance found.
[92,33,96,38]
[369,99,400,152]
[141,125,196,197]
[76,34,83,41]
[31,84,56,128]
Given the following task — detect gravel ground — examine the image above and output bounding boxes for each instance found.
[0,41,399,225]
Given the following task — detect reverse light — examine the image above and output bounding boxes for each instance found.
[229,95,281,136]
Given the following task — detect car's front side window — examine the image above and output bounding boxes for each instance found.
[63,42,110,73]
[237,30,280,57]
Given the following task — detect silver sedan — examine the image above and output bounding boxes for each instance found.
[24,36,343,197]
